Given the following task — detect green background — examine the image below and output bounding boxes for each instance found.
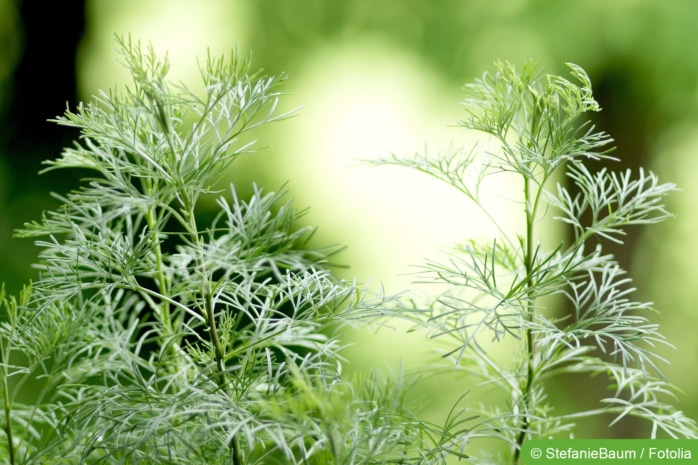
[1,0,697,442]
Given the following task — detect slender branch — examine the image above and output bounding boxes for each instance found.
[513,173,537,464]
[0,288,15,465]
[1,353,15,465]
[180,189,243,465]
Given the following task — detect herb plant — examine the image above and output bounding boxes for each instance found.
[373,60,698,463]
[2,38,695,465]
[0,38,420,465]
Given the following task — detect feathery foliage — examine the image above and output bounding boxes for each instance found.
[0,37,420,465]
[372,60,697,464]
[2,39,695,465]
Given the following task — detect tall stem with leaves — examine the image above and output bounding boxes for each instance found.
[374,60,697,464]
[0,37,423,465]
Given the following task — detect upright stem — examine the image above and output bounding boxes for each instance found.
[202,275,243,465]
[203,286,227,390]
[180,191,243,465]
[145,204,173,329]
[142,182,184,374]
[0,289,14,465]
[1,365,15,465]
[513,174,537,464]
[146,91,179,350]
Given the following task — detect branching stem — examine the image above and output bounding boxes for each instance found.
[513,173,537,463]
[180,190,243,465]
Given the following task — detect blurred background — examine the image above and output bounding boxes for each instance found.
[1,0,697,442]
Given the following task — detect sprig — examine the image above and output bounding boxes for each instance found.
[374,60,696,464]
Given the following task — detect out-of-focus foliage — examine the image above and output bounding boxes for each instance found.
[0,0,21,110]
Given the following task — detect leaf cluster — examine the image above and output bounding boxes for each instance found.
[0,37,420,465]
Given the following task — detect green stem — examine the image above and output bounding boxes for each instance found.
[145,205,173,327]
[0,289,15,465]
[204,289,227,389]
[513,174,537,464]
[1,362,15,465]
[180,191,243,465]
[203,282,243,465]
[145,90,181,350]
[142,185,184,373]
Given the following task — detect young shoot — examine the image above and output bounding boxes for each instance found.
[373,60,697,464]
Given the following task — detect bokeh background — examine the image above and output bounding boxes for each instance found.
[1,0,697,442]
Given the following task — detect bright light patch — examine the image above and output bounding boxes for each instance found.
[79,0,247,98]
[277,37,524,292]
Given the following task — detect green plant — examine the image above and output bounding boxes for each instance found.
[3,37,695,465]
[0,37,421,465]
[373,60,698,463]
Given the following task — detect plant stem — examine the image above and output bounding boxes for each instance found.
[0,288,15,465]
[204,289,227,389]
[1,365,15,465]
[180,190,243,465]
[513,174,537,464]
[203,287,243,465]
[144,77,238,451]
[145,205,173,329]
[142,182,186,377]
